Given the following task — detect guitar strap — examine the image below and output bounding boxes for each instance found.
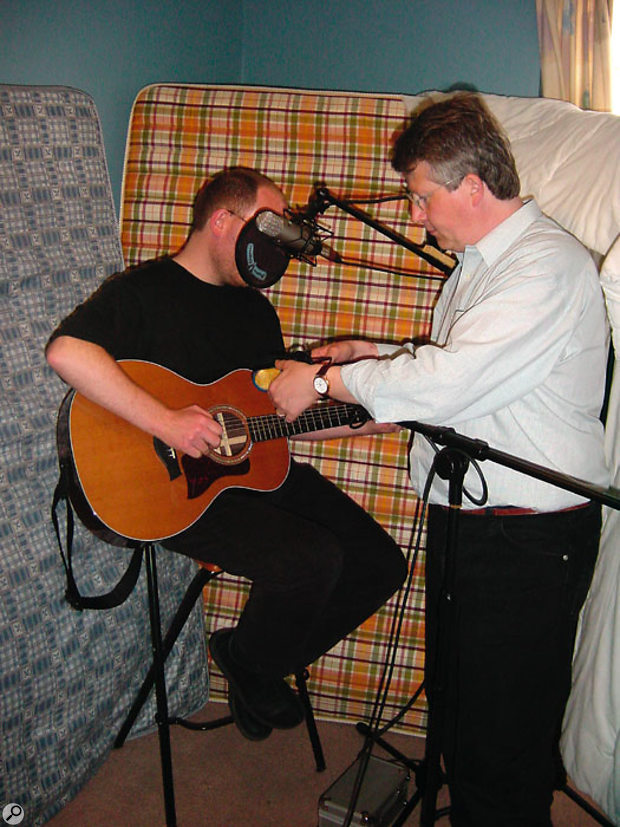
[51,460,143,611]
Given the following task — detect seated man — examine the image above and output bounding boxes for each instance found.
[46,166,407,741]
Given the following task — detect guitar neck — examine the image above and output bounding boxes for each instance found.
[249,402,369,442]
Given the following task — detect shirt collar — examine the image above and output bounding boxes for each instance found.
[460,199,541,267]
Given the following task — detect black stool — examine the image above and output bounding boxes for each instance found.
[114,544,326,827]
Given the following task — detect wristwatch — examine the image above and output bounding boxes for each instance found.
[313,362,331,398]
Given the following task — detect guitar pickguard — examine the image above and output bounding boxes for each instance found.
[154,405,253,500]
[181,454,250,499]
[153,437,182,480]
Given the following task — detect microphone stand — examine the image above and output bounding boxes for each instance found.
[308,186,456,275]
[363,420,620,827]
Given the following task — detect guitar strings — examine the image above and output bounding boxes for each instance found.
[215,404,363,447]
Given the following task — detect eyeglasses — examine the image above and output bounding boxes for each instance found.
[224,208,248,222]
[402,176,461,211]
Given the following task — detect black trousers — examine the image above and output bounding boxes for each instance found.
[425,501,601,827]
[164,461,407,678]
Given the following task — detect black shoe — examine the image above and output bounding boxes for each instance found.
[228,690,273,741]
[209,628,305,730]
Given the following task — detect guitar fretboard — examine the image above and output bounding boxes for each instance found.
[249,402,369,442]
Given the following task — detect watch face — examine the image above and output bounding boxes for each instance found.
[314,375,329,396]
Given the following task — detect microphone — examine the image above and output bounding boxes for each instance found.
[255,210,342,263]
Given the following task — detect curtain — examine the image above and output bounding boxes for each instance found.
[536,0,613,111]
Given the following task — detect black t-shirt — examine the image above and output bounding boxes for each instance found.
[51,257,285,383]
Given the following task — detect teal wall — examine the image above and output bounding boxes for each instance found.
[240,0,540,96]
[1,0,540,210]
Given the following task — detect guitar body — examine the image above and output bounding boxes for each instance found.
[61,361,290,542]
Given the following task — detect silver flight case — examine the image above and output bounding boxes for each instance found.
[318,753,410,826]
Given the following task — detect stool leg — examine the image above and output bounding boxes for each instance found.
[115,565,214,748]
[144,544,177,827]
[119,549,325,825]
[295,669,326,772]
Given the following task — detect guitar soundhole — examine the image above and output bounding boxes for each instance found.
[208,405,252,465]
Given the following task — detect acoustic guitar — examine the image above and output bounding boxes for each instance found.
[57,360,369,543]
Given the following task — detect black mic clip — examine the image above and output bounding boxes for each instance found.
[304,184,332,220]
[281,208,337,266]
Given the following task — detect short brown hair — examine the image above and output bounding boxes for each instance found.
[191,167,279,233]
[392,93,520,200]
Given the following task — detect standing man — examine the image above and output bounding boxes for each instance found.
[46,166,406,742]
[269,94,610,824]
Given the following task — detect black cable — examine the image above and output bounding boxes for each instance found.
[340,438,486,824]
[328,255,446,281]
[341,457,437,826]
[342,194,409,206]
[422,435,489,507]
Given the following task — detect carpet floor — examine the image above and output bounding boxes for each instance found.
[46,700,610,826]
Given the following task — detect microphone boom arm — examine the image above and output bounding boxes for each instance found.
[312,186,456,275]
[399,420,620,509]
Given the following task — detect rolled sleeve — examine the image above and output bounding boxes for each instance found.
[341,345,418,422]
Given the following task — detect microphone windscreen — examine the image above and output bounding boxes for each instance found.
[235,213,290,288]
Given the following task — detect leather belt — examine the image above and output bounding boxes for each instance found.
[440,502,591,517]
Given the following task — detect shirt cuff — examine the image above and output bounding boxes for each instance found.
[340,344,415,419]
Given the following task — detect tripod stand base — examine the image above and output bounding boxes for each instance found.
[356,720,613,826]
[355,722,421,774]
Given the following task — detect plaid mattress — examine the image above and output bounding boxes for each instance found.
[121,83,449,735]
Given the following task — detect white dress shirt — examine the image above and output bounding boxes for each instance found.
[341,200,610,510]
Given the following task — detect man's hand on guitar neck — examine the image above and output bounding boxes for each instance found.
[269,339,379,422]
[264,353,400,441]
[46,335,222,459]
